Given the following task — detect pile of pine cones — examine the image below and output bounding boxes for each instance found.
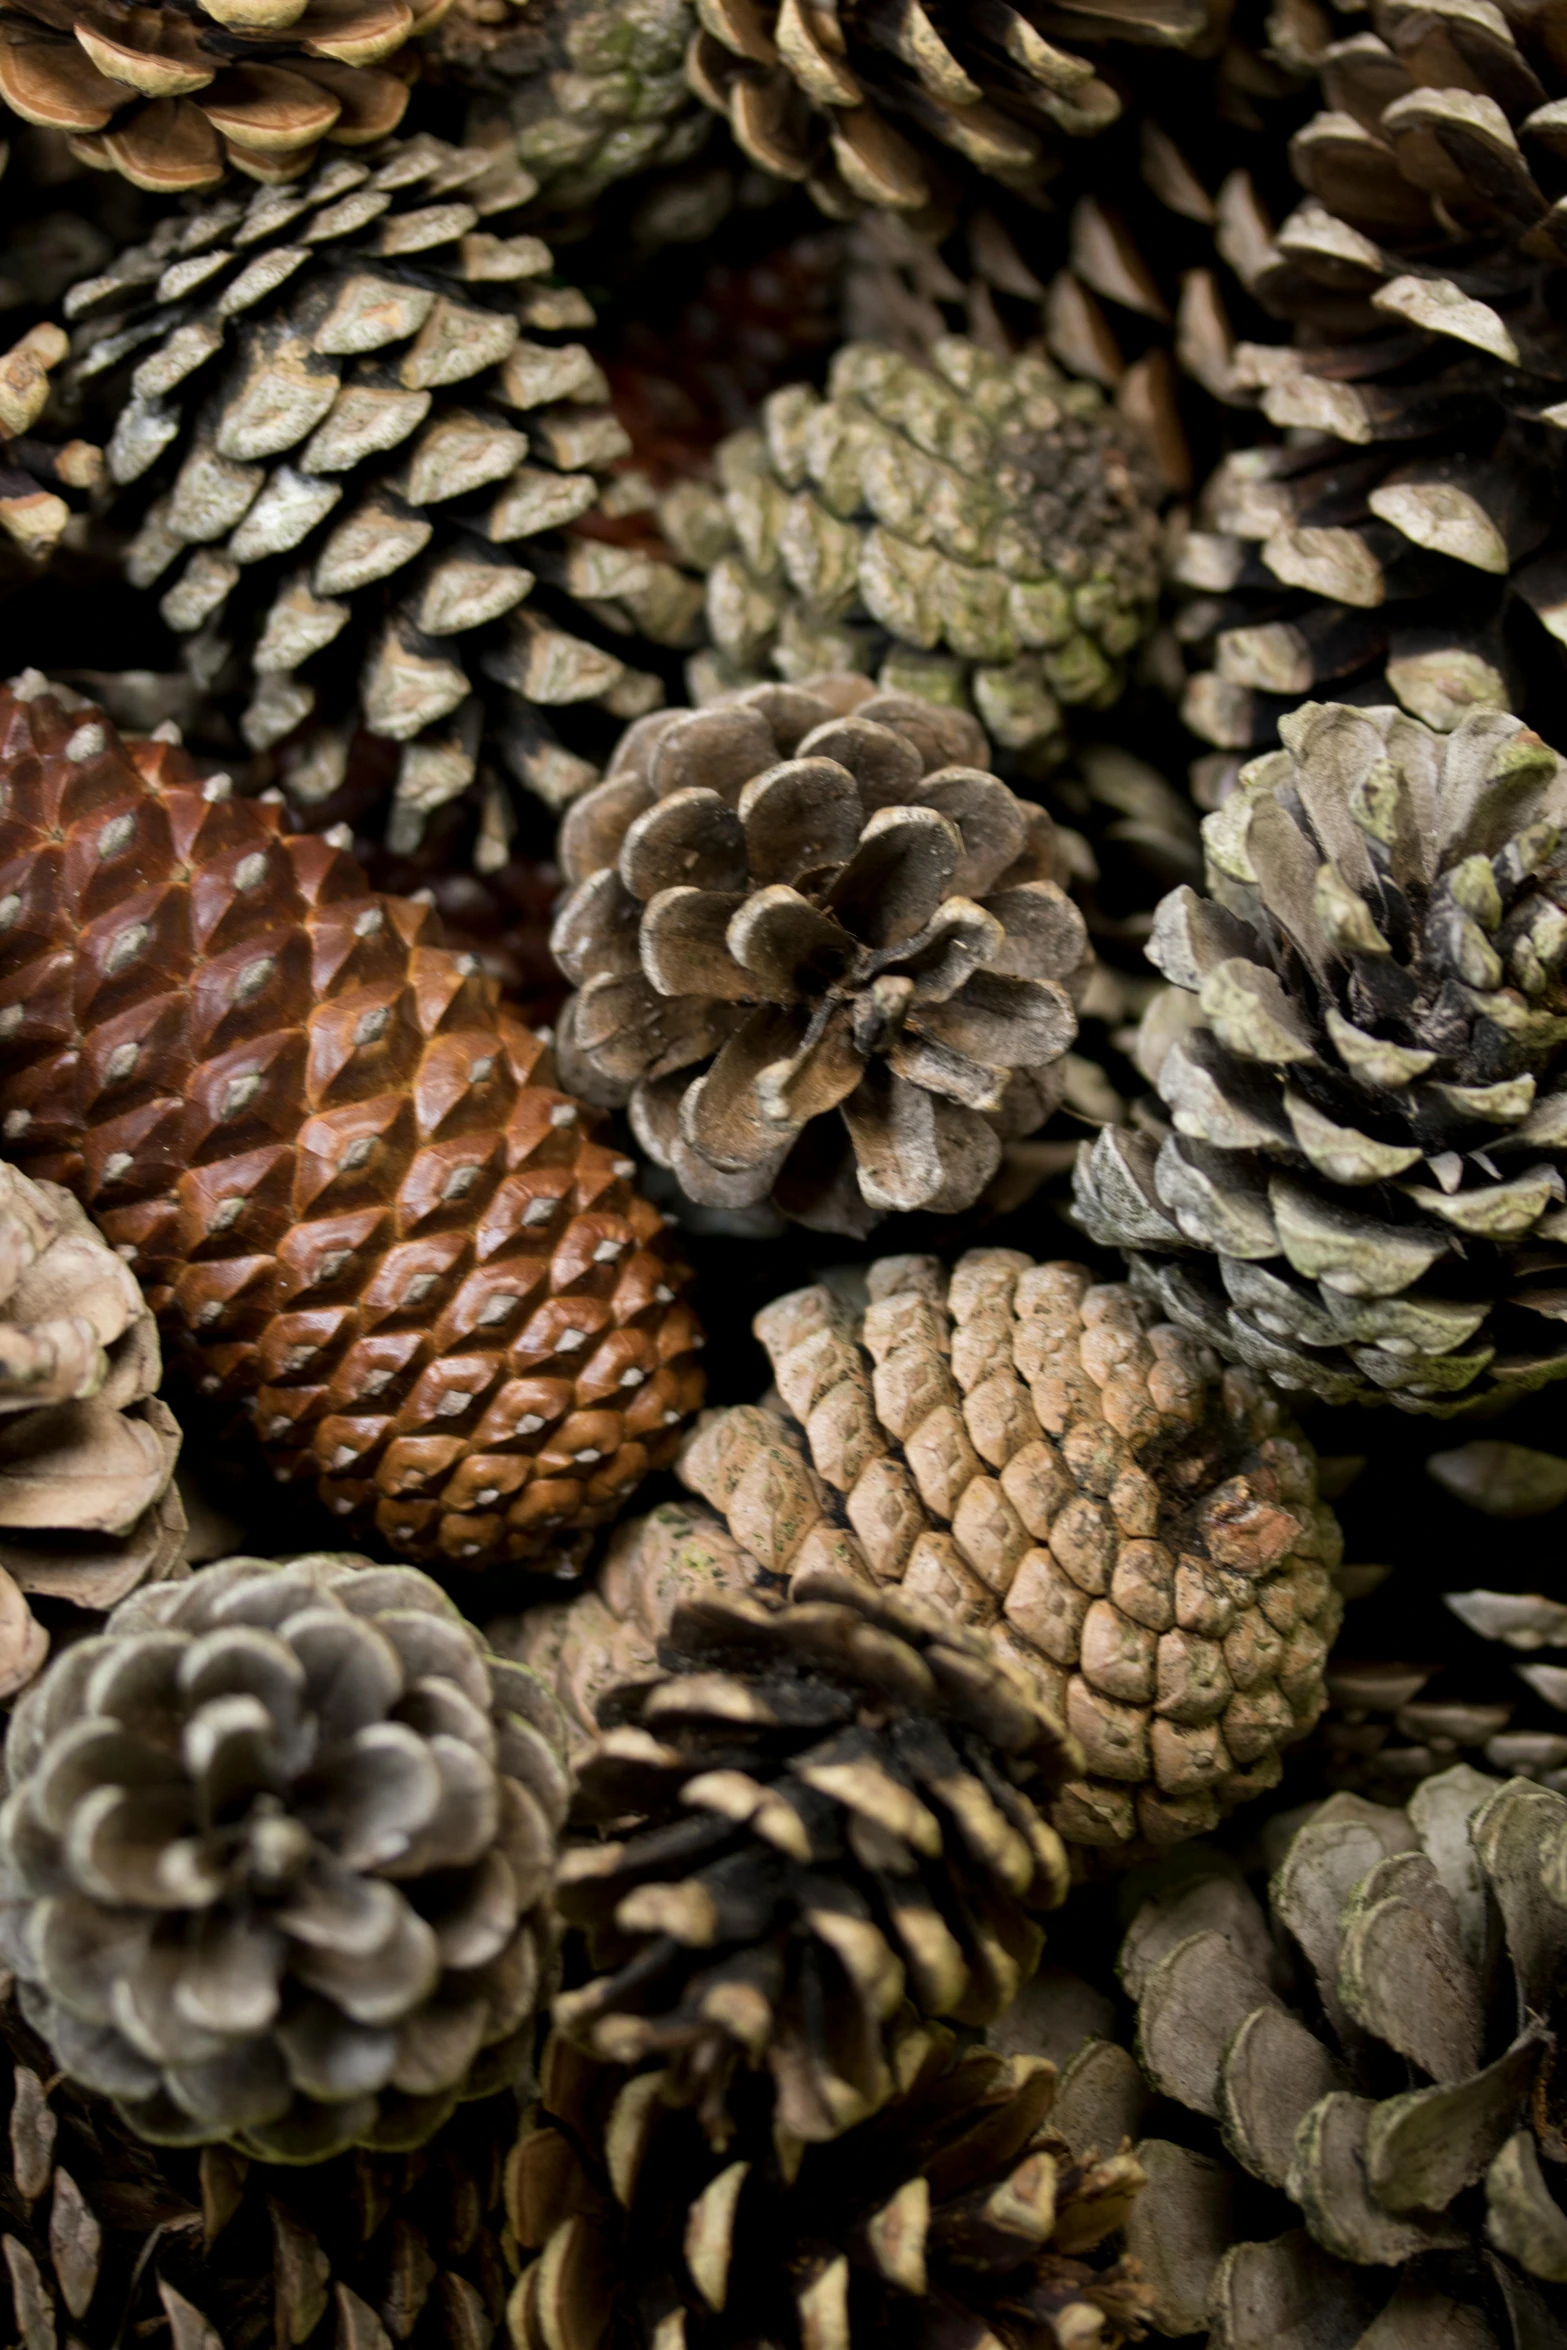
[0,3,1564,2346]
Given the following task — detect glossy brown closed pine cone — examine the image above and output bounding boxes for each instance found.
[519,1506,1076,2142]
[506,2026,1154,2350]
[0,0,439,194]
[680,1249,1345,1854]
[0,678,703,1567]
[552,675,1092,1234]
[0,1552,570,2162]
[66,133,700,860]
[0,1157,184,1703]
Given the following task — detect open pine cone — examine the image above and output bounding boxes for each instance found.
[0,1157,184,1702]
[678,1249,1344,1855]
[552,673,1093,1234]
[660,337,1162,774]
[0,1552,569,2162]
[63,133,700,858]
[0,676,703,1567]
[507,2026,1154,2350]
[1076,698,1567,1413]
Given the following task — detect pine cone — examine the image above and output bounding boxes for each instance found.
[0,0,434,195]
[63,134,701,860]
[507,2026,1154,2349]
[678,1248,1344,1854]
[0,677,703,1567]
[659,337,1163,774]
[544,1551,1076,2144]
[1172,0,1567,760]
[0,1157,184,1702]
[685,0,1213,217]
[1076,698,1567,1413]
[552,673,1093,1232]
[0,320,102,562]
[1100,1768,1567,2336]
[0,1550,569,2161]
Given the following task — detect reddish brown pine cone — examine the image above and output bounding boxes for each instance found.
[0,676,704,1567]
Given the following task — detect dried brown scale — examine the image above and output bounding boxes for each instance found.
[0,677,703,1567]
[677,1248,1344,1856]
[505,2025,1154,2350]
[61,131,703,863]
[516,1511,1078,2142]
[552,673,1094,1234]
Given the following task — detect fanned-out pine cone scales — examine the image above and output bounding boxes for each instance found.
[679,1248,1344,1855]
[1076,698,1567,1412]
[0,676,703,1566]
[524,1521,1077,2143]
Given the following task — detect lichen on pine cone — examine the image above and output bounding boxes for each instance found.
[1076,699,1567,1413]
[506,2026,1154,2350]
[0,1158,184,1703]
[679,1249,1344,1855]
[0,1551,570,2161]
[0,0,437,193]
[0,677,703,1567]
[659,337,1163,774]
[62,133,701,858]
[552,673,1093,1234]
[686,0,1210,217]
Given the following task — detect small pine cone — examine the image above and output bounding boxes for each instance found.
[660,338,1163,773]
[0,0,435,194]
[552,673,1092,1233]
[0,679,703,1567]
[0,1551,570,2162]
[508,2027,1154,2350]
[679,1247,1344,1854]
[0,321,104,565]
[63,135,702,860]
[1075,699,1567,1413]
[0,1158,184,1701]
[545,1546,1076,2143]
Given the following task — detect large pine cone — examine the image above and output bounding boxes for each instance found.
[1093,1769,1567,2339]
[507,2027,1154,2350]
[0,1552,569,2161]
[0,678,703,1567]
[521,1529,1076,2144]
[679,1249,1344,1854]
[1076,699,1567,1413]
[0,1158,184,1702]
[63,133,701,858]
[552,673,1092,1233]
[1174,0,1567,759]
[660,338,1162,774]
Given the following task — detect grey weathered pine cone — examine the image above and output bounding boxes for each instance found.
[1054,1768,1567,2341]
[1172,0,1567,764]
[677,1248,1345,1856]
[657,336,1163,776]
[1075,699,1567,1413]
[551,673,1093,1233]
[0,1157,184,1705]
[0,1551,568,2162]
[506,2023,1155,2350]
[521,1519,1076,2145]
[60,133,702,860]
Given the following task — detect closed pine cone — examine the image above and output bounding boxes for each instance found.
[1076,699,1567,1413]
[0,677,703,1568]
[0,1157,184,1703]
[552,674,1093,1234]
[526,1520,1076,2141]
[506,2026,1154,2350]
[660,337,1162,774]
[679,1249,1344,1854]
[64,134,700,859]
[0,0,437,195]
[0,1551,569,2162]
